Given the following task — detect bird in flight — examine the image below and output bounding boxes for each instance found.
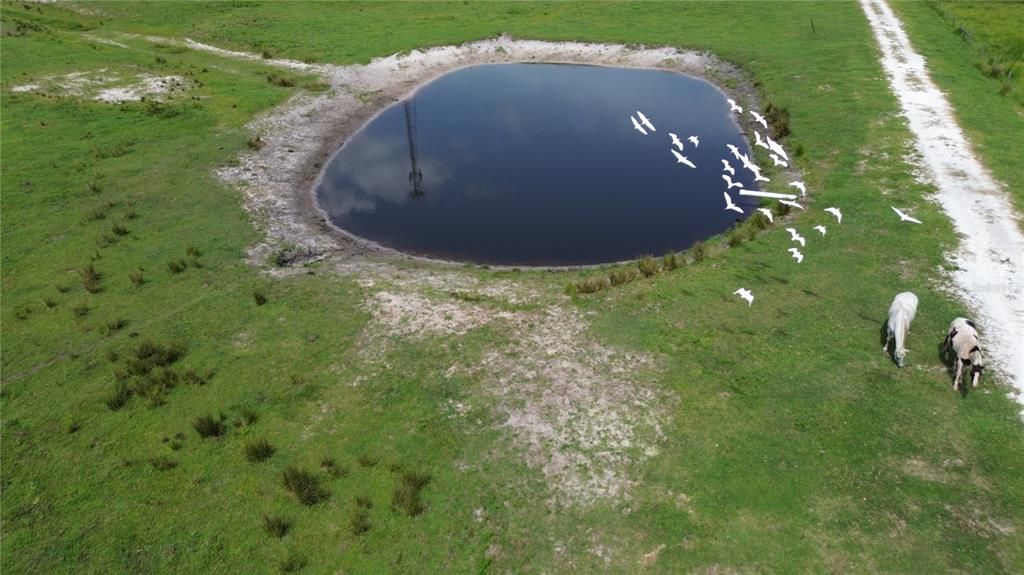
[723,191,744,213]
[788,181,807,196]
[669,132,684,151]
[631,115,647,135]
[780,199,805,210]
[636,111,656,132]
[813,225,827,235]
[733,288,754,306]
[751,110,768,130]
[722,174,742,189]
[671,149,696,168]
[785,227,806,247]
[728,98,743,113]
[891,206,922,224]
[824,206,842,223]
[688,135,700,148]
[721,159,735,175]
[769,154,788,168]
[752,170,770,183]
[756,207,774,223]
[767,135,789,161]
[754,130,770,150]
[726,144,741,160]
[788,247,804,263]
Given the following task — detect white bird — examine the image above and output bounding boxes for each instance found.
[788,247,804,263]
[669,132,684,151]
[631,115,648,135]
[726,144,741,160]
[785,227,806,247]
[733,288,754,306]
[739,153,755,171]
[769,154,789,168]
[824,206,842,223]
[671,149,696,168]
[766,135,789,161]
[780,199,805,210]
[636,111,656,132]
[723,191,744,214]
[752,170,770,183]
[722,174,742,189]
[688,135,700,148]
[754,130,770,150]
[892,206,922,224]
[727,98,743,113]
[788,181,807,196]
[813,225,827,235]
[756,207,774,223]
[721,159,735,175]
[751,111,768,130]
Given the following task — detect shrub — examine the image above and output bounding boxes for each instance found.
[765,101,791,139]
[105,381,132,411]
[662,252,681,271]
[149,456,178,471]
[278,552,307,574]
[727,228,745,248]
[75,264,101,293]
[245,438,276,463]
[575,276,610,294]
[608,267,637,287]
[350,509,370,536]
[129,270,145,288]
[690,241,706,263]
[321,457,348,479]
[253,290,268,306]
[392,470,431,517]
[750,211,772,231]
[167,259,187,274]
[638,255,659,278]
[193,414,226,439]
[282,466,329,506]
[262,514,290,538]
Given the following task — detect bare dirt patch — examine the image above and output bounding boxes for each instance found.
[10,68,191,103]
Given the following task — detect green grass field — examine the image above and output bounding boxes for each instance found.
[3,2,1023,573]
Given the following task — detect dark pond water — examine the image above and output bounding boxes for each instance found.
[316,63,759,266]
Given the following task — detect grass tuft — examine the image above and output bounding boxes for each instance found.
[282,466,329,506]
[392,471,431,517]
[321,457,348,479]
[608,267,638,287]
[637,255,659,278]
[662,252,681,271]
[357,454,378,468]
[128,270,145,288]
[262,514,290,538]
[193,414,226,439]
[104,381,132,411]
[167,259,188,274]
[349,508,371,536]
[278,552,307,574]
[690,241,707,263]
[74,264,101,293]
[149,456,178,471]
[253,290,268,306]
[245,438,276,462]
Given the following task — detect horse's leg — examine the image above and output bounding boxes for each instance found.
[954,358,963,391]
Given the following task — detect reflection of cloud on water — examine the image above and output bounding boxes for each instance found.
[319,134,451,217]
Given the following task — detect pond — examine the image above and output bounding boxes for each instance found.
[316,63,759,266]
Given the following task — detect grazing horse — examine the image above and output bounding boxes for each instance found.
[884,292,918,367]
[942,317,985,390]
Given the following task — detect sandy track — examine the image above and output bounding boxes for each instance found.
[862,0,1024,409]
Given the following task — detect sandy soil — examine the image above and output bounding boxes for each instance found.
[11,69,190,103]
[862,0,1024,411]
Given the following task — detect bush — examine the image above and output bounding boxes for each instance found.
[263,514,290,538]
[245,439,276,463]
[727,228,745,248]
[149,456,178,471]
[690,241,706,263]
[129,270,145,288]
[662,252,681,271]
[75,264,101,293]
[253,290,268,306]
[638,255,659,278]
[282,466,329,506]
[104,381,132,411]
[575,276,610,294]
[765,101,791,139]
[608,267,637,286]
[193,414,226,439]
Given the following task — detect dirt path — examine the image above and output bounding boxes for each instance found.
[862,0,1024,411]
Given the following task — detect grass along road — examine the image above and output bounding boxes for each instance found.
[3,2,1023,573]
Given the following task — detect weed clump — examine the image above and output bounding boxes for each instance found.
[262,514,290,538]
[350,508,371,536]
[392,471,431,517]
[575,276,610,294]
[149,456,178,471]
[357,454,378,468]
[245,438,276,463]
[765,101,791,139]
[74,264,102,293]
[278,552,307,574]
[727,228,745,248]
[129,270,145,288]
[638,255,659,278]
[662,252,681,271]
[282,466,329,506]
[608,267,637,287]
[167,259,187,274]
[193,414,227,439]
[690,241,707,263]
[321,457,348,479]
[253,290,268,306]
[104,381,132,411]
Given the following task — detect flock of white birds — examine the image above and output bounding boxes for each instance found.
[628,99,924,307]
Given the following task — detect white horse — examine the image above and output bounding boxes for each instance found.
[884,292,918,367]
[942,317,985,390]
